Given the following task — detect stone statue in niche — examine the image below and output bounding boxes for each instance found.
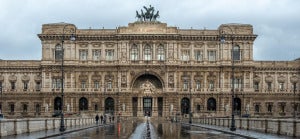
[45,103,48,112]
[67,104,70,112]
[122,103,126,111]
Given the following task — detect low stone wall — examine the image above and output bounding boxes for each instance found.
[185,117,300,137]
[0,117,94,137]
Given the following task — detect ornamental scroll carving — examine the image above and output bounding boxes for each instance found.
[34,75,42,81]
[253,75,261,82]
[290,76,298,83]
[277,76,286,83]
[265,75,273,83]
[21,75,30,81]
[9,75,17,81]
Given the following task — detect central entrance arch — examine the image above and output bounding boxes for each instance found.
[131,73,163,117]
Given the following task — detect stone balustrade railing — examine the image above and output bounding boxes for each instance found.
[183,117,300,137]
[0,117,94,137]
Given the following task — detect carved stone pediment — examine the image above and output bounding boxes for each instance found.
[194,75,203,81]
[181,75,190,81]
[21,75,30,81]
[253,75,261,82]
[92,75,101,81]
[277,76,286,83]
[265,75,273,83]
[79,75,88,81]
[105,75,114,81]
[290,76,298,83]
[9,75,17,81]
[34,75,42,81]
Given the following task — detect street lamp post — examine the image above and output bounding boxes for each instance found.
[0,83,2,114]
[220,26,237,131]
[189,81,192,124]
[57,24,76,132]
[183,73,192,124]
[294,82,296,119]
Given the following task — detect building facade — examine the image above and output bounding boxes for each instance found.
[0,13,299,119]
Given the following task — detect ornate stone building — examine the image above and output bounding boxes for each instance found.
[0,10,299,119]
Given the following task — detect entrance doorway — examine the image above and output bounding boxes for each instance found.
[132,97,138,117]
[143,97,152,116]
[158,97,163,117]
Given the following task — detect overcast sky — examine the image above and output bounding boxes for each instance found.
[0,0,299,61]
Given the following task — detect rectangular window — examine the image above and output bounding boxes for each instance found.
[196,81,201,90]
[194,50,203,61]
[0,82,2,91]
[80,50,88,60]
[94,81,99,89]
[208,51,216,61]
[10,104,14,113]
[279,82,284,91]
[267,104,272,112]
[52,79,61,88]
[255,105,260,112]
[209,81,214,90]
[107,82,112,89]
[23,104,28,112]
[183,82,188,90]
[106,50,114,61]
[92,49,101,60]
[267,82,272,90]
[23,82,28,90]
[196,105,201,112]
[131,46,138,61]
[157,46,165,61]
[233,78,242,89]
[36,82,41,91]
[254,82,259,91]
[81,81,86,88]
[181,50,190,61]
[11,82,16,90]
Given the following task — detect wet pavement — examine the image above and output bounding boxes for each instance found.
[1,118,296,139]
[44,118,246,139]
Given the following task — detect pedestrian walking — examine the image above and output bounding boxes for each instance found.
[95,114,99,125]
[100,115,103,124]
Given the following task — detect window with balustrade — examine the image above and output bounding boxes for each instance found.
[181,50,190,61]
[92,49,101,60]
[79,49,88,60]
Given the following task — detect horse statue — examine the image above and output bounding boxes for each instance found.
[136,5,160,22]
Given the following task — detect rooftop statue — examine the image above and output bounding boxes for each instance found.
[136,5,160,22]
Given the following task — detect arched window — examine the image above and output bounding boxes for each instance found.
[54,97,62,111]
[105,97,114,114]
[233,98,241,115]
[131,44,138,60]
[181,97,190,114]
[233,45,240,61]
[94,104,98,111]
[255,104,260,112]
[79,97,88,111]
[207,98,216,111]
[144,44,152,61]
[157,44,165,61]
[36,104,41,113]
